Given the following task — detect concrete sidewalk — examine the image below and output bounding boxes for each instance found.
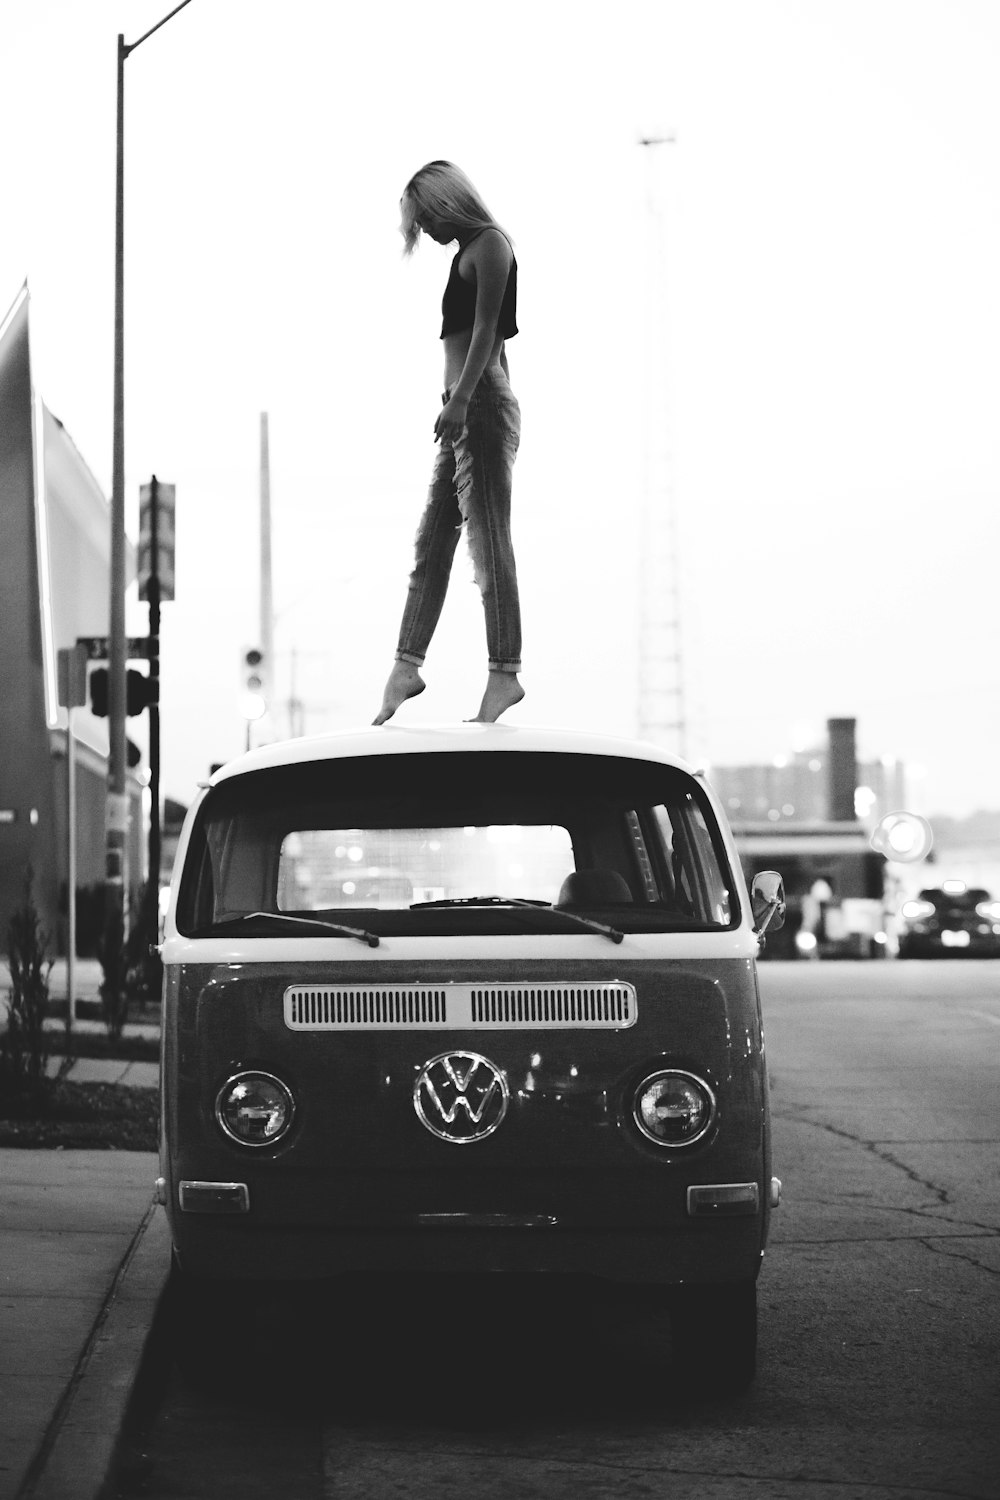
[46,961,103,1008]
[0,1149,169,1500]
[45,1055,160,1089]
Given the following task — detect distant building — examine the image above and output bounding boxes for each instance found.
[0,284,144,955]
[707,729,908,828]
[708,719,909,959]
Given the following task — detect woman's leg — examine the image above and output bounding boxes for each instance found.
[453,376,525,721]
[374,443,462,725]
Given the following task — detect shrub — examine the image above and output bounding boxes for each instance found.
[1,870,55,1111]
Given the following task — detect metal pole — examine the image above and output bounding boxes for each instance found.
[637,133,686,759]
[260,412,274,704]
[148,478,162,947]
[106,33,129,917]
[66,710,76,1034]
[106,2,194,974]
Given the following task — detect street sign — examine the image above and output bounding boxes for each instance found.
[76,635,151,661]
[138,479,175,601]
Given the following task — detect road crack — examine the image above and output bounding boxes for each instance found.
[919,1237,1000,1278]
[787,1193,999,1236]
[774,1108,953,1205]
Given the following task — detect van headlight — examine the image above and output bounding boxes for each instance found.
[216,1071,296,1147]
[633,1070,716,1148]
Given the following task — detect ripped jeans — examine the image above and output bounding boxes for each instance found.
[395,367,522,674]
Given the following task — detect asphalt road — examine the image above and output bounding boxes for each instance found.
[119,962,1000,1500]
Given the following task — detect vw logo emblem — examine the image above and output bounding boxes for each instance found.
[413,1051,509,1144]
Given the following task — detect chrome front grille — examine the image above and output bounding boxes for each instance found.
[470,985,635,1027]
[286,987,448,1029]
[283,981,637,1032]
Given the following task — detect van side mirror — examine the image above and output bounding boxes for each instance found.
[751,870,786,934]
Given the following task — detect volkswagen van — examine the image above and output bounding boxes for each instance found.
[158,724,785,1394]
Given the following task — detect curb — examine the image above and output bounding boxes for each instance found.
[22,1204,171,1500]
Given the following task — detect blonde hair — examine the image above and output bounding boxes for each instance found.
[399,160,507,256]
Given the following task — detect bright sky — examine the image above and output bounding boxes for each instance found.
[3,0,998,817]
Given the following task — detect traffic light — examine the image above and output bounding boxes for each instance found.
[138,478,176,602]
[88,667,155,718]
[89,667,109,717]
[240,648,267,722]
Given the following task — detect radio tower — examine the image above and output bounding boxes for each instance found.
[637,134,687,759]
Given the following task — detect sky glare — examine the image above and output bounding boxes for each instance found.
[2,1,998,817]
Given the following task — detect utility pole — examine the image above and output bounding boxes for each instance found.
[637,133,687,759]
[105,0,193,998]
[106,32,128,938]
[260,412,274,710]
[139,475,173,937]
[288,647,306,738]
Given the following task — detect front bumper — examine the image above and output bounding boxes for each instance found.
[169,1216,767,1285]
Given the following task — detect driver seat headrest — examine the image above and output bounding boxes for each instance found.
[557,868,632,907]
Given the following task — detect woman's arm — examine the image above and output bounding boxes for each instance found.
[435,230,512,442]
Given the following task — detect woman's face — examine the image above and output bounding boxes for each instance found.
[414,206,457,245]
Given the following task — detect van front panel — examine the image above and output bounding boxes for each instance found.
[162,952,769,1282]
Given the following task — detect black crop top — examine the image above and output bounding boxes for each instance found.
[440,227,518,340]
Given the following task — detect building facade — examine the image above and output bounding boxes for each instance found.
[0,285,144,956]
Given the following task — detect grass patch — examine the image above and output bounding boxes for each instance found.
[0,1081,159,1150]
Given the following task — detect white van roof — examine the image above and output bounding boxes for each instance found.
[206,723,695,786]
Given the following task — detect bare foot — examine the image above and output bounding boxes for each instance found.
[469,672,525,723]
[373,662,426,724]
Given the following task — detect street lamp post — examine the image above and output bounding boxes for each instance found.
[105,1,193,980]
[636,131,686,759]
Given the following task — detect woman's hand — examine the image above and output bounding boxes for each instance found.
[434,393,469,444]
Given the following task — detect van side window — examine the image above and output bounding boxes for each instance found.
[652,799,732,926]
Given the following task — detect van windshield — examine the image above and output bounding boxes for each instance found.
[176,752,737,938]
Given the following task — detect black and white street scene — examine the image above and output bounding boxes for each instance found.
[2,5,999,1499]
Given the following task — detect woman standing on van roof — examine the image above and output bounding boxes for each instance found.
[374,161,524,725]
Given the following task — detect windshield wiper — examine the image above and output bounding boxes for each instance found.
[228,911,380,948]
[410,895,623,945]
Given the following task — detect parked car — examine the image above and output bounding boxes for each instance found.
[897,881,1000,958]
[158,724,786,1397]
